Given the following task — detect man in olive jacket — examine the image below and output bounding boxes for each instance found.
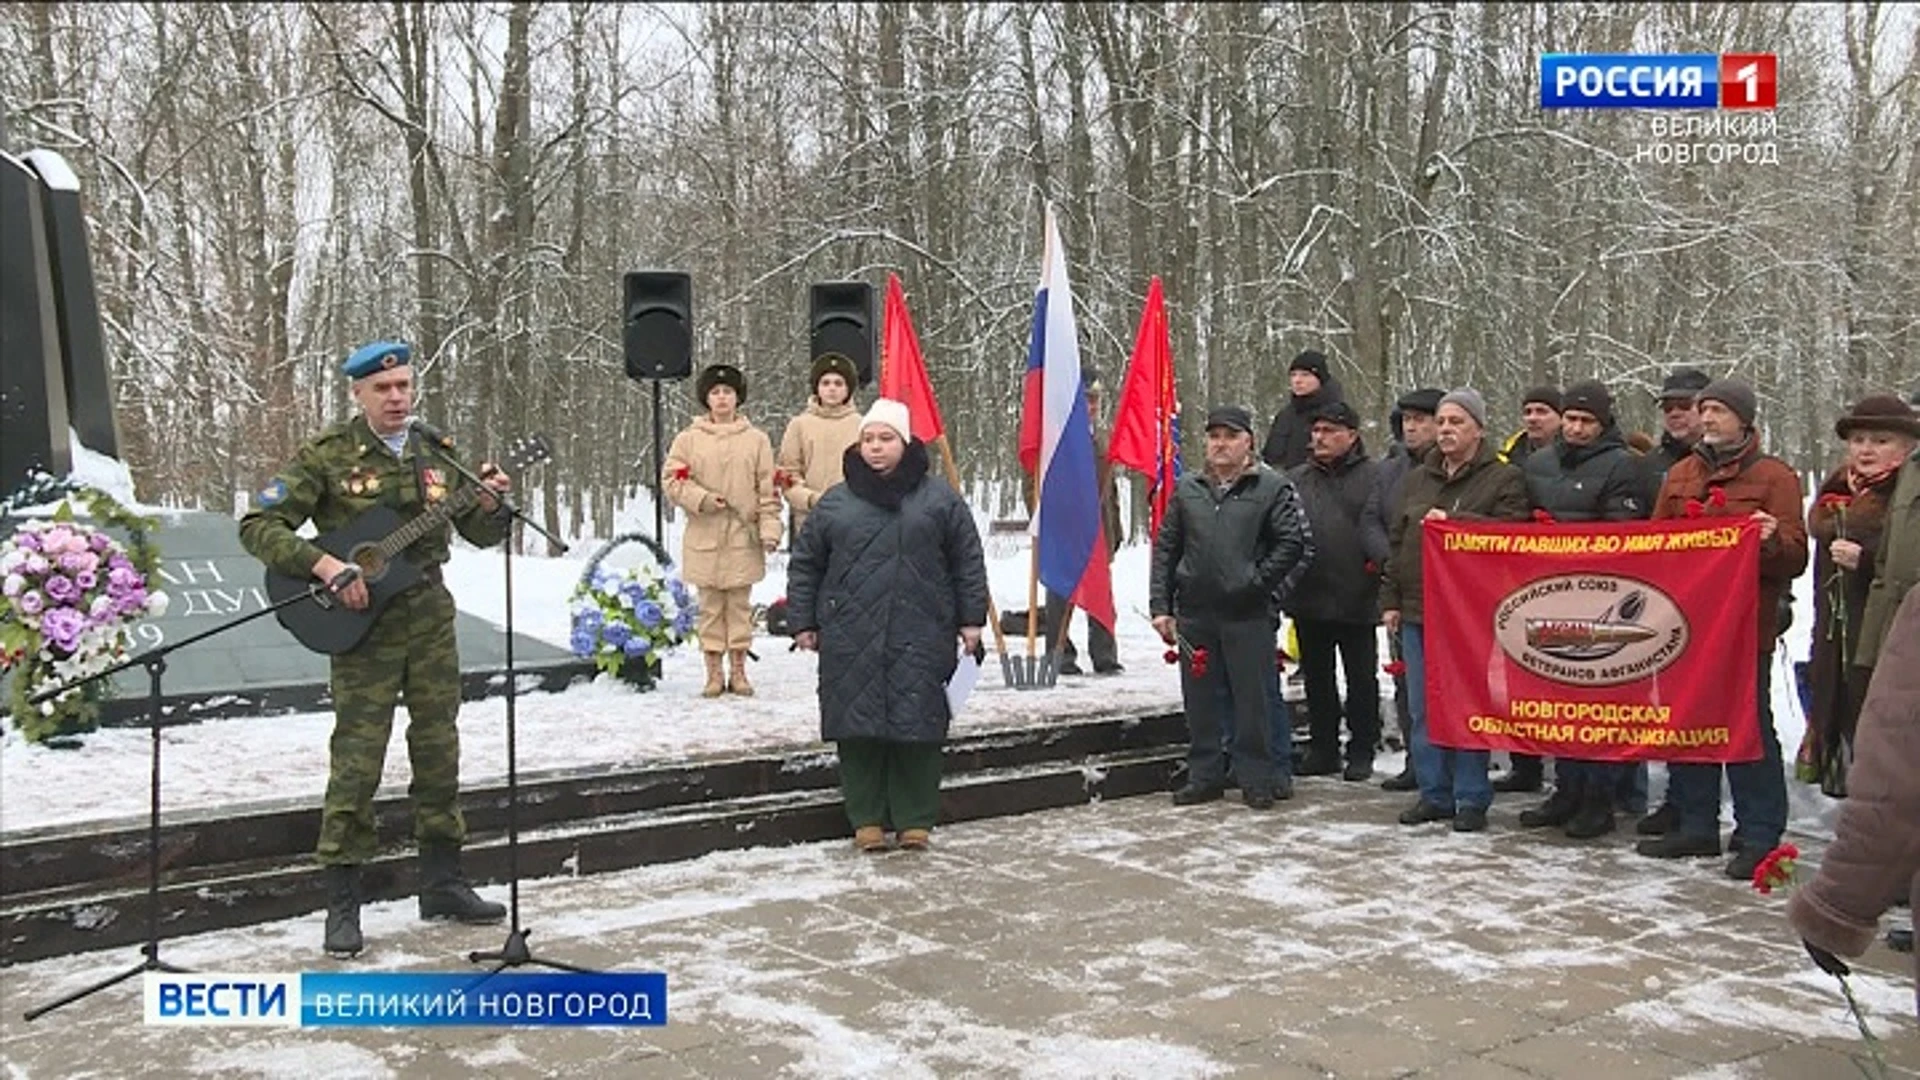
[1380,389,1531,833]
[1856,444,1920,672]
[1152,405,1312,808]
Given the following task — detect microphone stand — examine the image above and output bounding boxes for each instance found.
[416,437,590,974]
[22,569,365,1021]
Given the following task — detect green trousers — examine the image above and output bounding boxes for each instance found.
[317,583,466,864]
[836,739,944,832]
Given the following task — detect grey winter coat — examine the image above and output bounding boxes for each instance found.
[1288,444,1388,624]
[786,441,989,744]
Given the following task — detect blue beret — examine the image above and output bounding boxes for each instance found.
[343,340,412,378]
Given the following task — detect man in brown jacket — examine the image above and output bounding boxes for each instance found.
[1380,388,1531,833]
[1788,584,1920,1017]
[777,353,863,544]
[1637,379,1808,880]
[664,364,784,697]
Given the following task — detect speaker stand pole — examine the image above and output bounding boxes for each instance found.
[652,378,665,541]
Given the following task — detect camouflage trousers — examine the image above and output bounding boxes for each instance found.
[316,582,466,865]
[695,585,753,652]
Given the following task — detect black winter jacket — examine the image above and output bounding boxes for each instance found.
[1522,426,1648,521]
[786,442,989,743]
[1261,377,1345,470]
[1639,431,1693,508]
[1288,444,1389,624]
[1150,463,1311,623]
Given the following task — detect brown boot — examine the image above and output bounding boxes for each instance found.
[727,650,754,696]
[897,829,931,851]
[853,826,887,852]
[701,652,726,698]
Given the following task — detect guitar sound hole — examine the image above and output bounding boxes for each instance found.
[352,548,387,583]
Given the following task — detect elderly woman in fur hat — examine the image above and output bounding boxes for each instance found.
[1799,395,1920,796]
[777,353,863,544]
[664,363,784,698]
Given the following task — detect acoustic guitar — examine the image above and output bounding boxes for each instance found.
[266,433,552,654]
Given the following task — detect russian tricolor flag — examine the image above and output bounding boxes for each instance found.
[1018,206,1116,633]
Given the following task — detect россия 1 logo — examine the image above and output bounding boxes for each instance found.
[1539,53,1777,110]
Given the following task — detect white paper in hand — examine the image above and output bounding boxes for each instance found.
[946,652,981,716]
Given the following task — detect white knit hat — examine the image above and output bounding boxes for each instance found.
[861,398,913,443]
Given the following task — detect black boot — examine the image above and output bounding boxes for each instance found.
[417,843,507,923]
[1381,766,1418,792]
[1563,788,1616,840]
[1517,786,1580,828]
[323,864,364,958]
[1172,781,1226,806]
[1635,803,1679,836]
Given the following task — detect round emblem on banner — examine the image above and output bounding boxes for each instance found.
[1492,574,1690,687]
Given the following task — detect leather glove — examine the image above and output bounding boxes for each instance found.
[1803,939,1851,978]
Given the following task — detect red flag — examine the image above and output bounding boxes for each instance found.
[880,273,945,442]
[1108,277,1181,539]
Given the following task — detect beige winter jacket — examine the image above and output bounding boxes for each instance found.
[663,416,782,589]
[777,398,861,540]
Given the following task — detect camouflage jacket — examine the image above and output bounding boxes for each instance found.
[239,414,509,581]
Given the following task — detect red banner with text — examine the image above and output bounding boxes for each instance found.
[1422,519,1761,763]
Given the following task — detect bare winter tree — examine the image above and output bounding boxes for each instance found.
[2,0,1915,528]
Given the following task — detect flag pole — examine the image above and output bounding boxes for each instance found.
[931,434,1012,667]
[1025,474,1042,665]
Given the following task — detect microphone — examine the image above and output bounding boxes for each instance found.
[408,416,457,450]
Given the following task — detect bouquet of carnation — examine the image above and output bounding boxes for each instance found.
[0,486,166,745]
[568,532,697,688]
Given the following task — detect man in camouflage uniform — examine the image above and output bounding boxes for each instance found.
[239,340,513,958]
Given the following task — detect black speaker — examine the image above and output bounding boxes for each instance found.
[623,270,692,380]
[809,281,874,387]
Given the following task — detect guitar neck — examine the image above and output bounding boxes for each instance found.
[373,485,485,562]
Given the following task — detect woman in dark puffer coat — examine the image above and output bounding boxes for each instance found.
[787,398,989,853]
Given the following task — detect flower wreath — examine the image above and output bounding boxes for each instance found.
[568,531,698,686]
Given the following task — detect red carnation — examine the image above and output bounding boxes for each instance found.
[1163,648,1180,665]
[671,465,691,483]
[1189,646,1211,678]
[1383,660,1407,677]
[1708,487,1728,508]
[1532,508,1557,525]
[1817,493,1854,510]
[1750,842,1801,895]
[1684,498,1705,518]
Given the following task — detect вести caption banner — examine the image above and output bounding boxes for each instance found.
[1422,518,1760,763]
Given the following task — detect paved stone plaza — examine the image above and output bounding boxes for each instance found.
[1,779,1914,1078]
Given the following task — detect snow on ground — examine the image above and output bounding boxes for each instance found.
[0,793,1911,1078]
[2,483,1838,843]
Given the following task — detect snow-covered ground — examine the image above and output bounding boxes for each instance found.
[2,454,1837,844]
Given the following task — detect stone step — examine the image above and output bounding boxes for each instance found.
[1,712,1190,965]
